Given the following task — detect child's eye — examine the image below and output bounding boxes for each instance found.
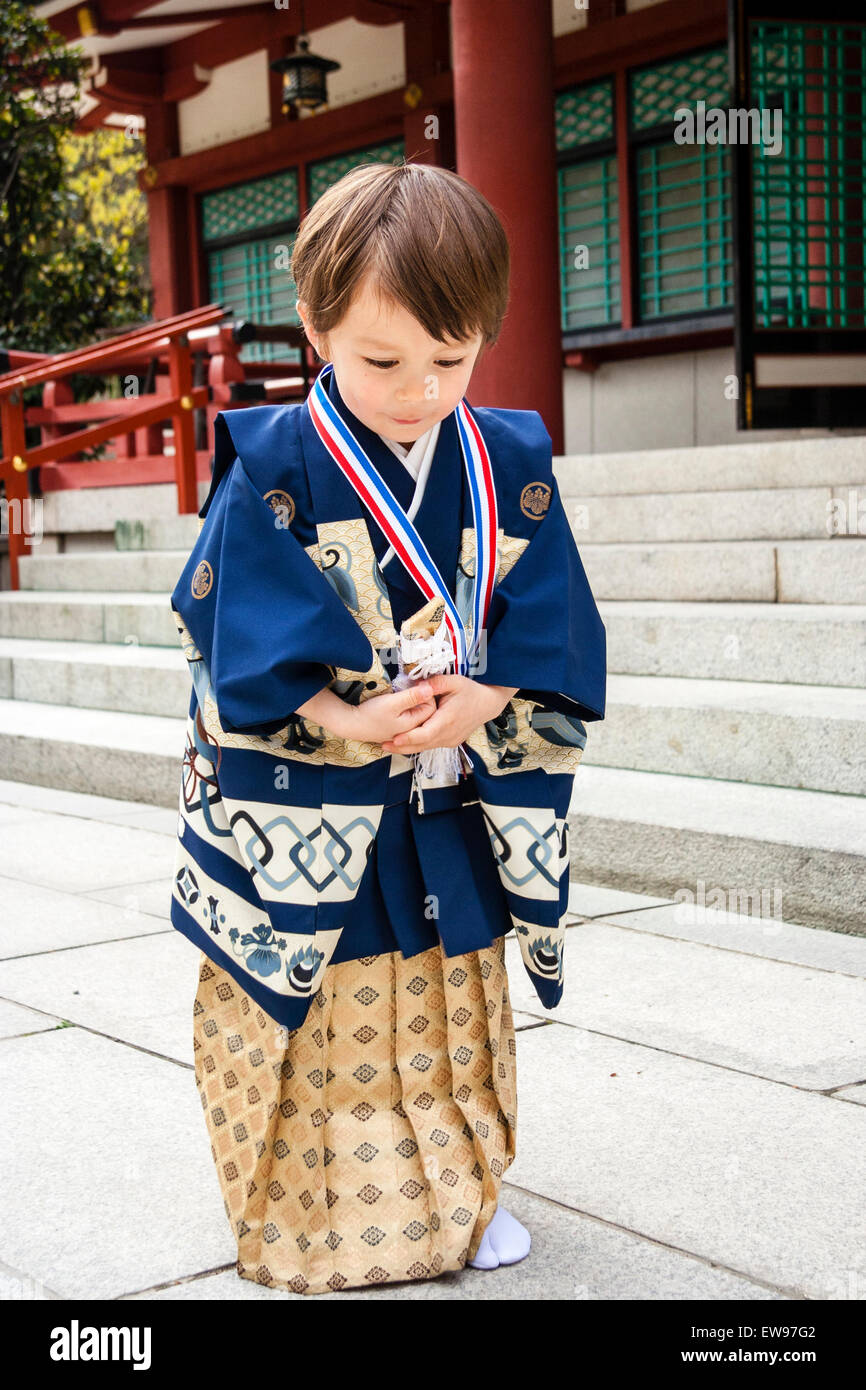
[435,359,464,368]
[363,357,398,369]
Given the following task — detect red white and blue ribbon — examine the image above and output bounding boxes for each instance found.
[307,362,498,675]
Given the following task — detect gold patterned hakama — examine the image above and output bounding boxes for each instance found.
[192,932,517,1294]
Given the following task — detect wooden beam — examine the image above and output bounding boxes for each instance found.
[142,73,452,191]
[162,63,212,104]
[46,1,169,42]
[556,0,726,85]
[164,0,355,74]
[587,0,626,23]
[90,62,162,112]
[108,7,278,28]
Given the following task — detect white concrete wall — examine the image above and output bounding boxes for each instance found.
[562,348,846,453]
[552,0,588,36]
[553,0,668,33]
[178,17,405,157]
[299,16,404,115]
[178,50,271,156]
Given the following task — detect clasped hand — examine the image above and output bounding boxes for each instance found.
[377,673,517,754]
[296,675,518,751]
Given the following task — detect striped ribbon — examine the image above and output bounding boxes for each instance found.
[306,362,498,675]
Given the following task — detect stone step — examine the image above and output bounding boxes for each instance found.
[554,434,866,496]
[0,635,861,794]
[0,698,184,806]
[0,697,859,935]
[597,600,866,688]
[567,765,866,934]
[0,590,863,692]
[581,539,866,603]
[586,674,866,796]
[115,515,201,552]
[0,638,188,718]
[122,484,864,551]
[33,436,866,535]
[0,591,178,646]
[562,486,856,543]
[3,645,859,794]
[18,550,189,593]
[37,479,210,535]
[16,536,866,602]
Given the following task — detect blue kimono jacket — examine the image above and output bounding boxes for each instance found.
[168,369,606,1029]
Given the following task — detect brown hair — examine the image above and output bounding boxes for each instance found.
[291,161,510,351]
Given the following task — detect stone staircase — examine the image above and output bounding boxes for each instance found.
[0,435,863,932]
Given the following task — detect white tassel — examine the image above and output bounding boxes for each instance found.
[392,614,470,790]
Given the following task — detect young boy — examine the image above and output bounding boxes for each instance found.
[169,161,606,1294]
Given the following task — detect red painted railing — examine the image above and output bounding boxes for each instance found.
[0,306,312,589]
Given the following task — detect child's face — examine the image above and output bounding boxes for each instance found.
[297,276,485,444]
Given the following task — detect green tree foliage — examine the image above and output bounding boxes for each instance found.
[0,1,151,355]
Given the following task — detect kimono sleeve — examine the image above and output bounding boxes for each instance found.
[475,474,606,723]
[169,444,373,736]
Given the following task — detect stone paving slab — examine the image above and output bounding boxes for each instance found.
[596,902,866,978]
[1,772,863,1301]
[506,1023,866,1301]
[0,1259,65,1300]
[569,883,675,918]
[106,807,178,835]
[0,1027,229,1300]
[512,1010,553,1030]
[0,777,159,821]
[0,933,200,1065]
[0,807,175,894]
[505,926,866,1089]
[0,777,177,836]
[0,998,62,1040]
[86,877,175,921]
[122,1184,785,1302]
[0,876,169,958]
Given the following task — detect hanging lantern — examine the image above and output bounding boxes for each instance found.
[270,4,340,117]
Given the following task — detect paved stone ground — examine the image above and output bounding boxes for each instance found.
[1,776,864,1302]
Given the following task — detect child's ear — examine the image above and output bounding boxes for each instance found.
[296,299,329,362]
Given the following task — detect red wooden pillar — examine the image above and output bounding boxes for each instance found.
[168,335,198,513]
[403,0,453,168]
[144,102,190,319]
[451,0,564,452]
[0,390,31,590]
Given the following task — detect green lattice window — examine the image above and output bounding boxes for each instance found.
[207,234,299,365]
[555,81,614,151]
[201,170,299,243]
[559,158,620,329]
[630,46,731,132]
[749,20,866,330]
[631,46,733,320]
[636,143,732,319]
[201,170,300,364]
[556,80,619,330]
[307,138,405,204]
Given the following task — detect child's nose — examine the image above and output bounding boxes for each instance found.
[395,374,427,403]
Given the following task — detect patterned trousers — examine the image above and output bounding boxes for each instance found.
[192,932,518,1293]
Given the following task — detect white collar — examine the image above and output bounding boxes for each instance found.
[380,420,440,481]
[376,419,442,570]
